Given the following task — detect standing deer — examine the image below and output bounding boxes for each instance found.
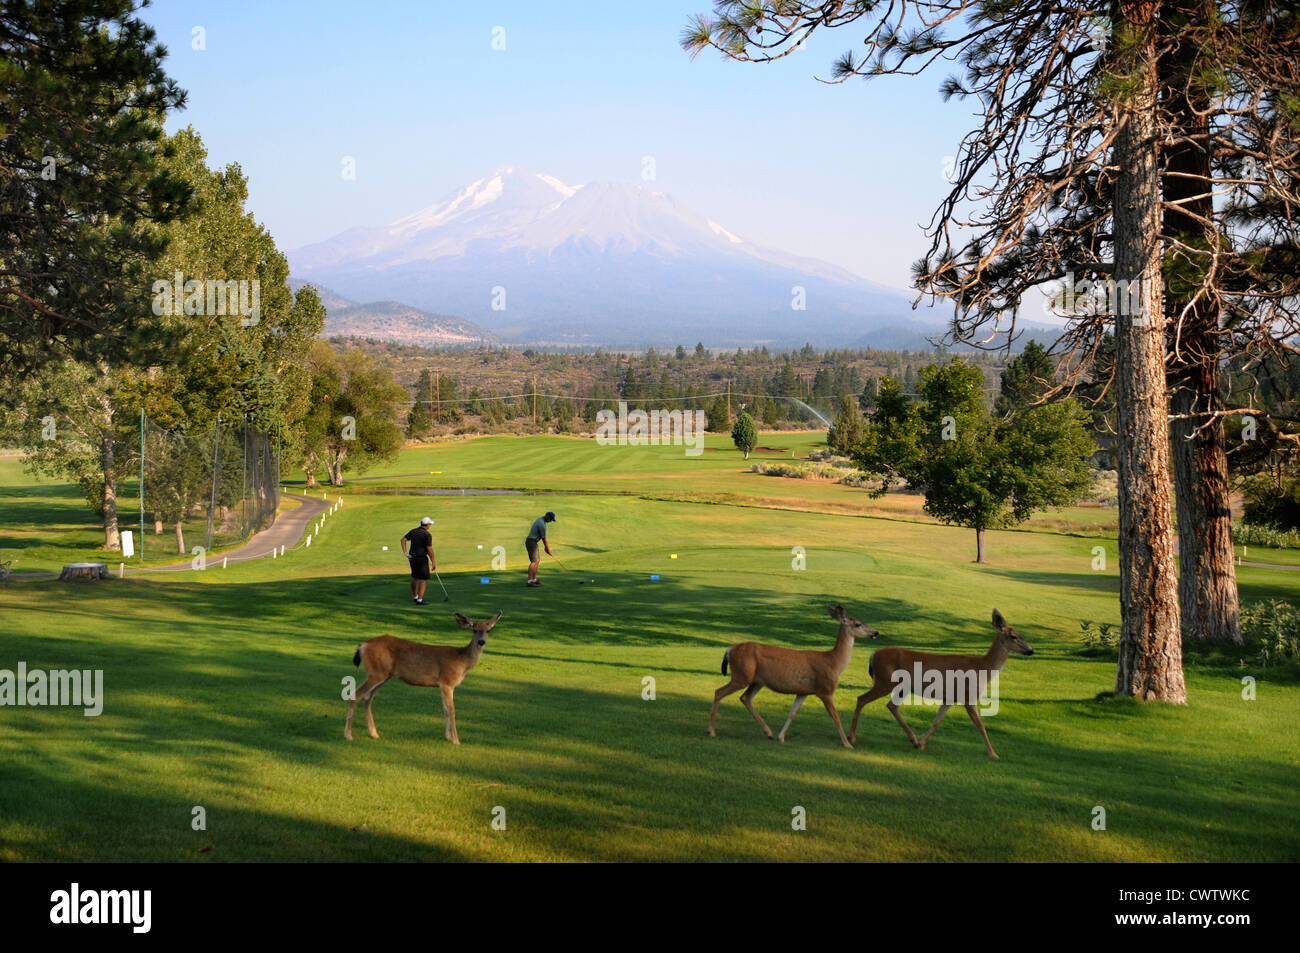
[709,604,878,747]
[344,611,501,745]
[849,608,1032,759]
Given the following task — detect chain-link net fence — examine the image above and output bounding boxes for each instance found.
[139,415,279,556]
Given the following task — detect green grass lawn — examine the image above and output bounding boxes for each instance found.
[2,440,1298,861]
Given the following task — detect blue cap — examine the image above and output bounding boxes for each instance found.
[545,511,556,521]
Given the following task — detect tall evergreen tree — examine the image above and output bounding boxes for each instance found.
[731,411,758,458]
[827,394,864,455]
[1,0,190,378]
[995,341,1054,419]
[683,0,1196,702]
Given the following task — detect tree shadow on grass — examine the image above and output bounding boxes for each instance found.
[0,481,91,530]
[975,566,1121,597]
[3,632,1295,861]
[0,760,474,862]
[5,570,1296,860]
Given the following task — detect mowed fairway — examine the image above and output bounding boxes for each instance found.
[2,436,1298,861]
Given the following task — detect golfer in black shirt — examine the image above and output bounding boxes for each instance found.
[401,517,435,605]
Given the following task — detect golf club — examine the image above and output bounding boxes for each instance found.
[433,569,451,602]
[549,552,593,585]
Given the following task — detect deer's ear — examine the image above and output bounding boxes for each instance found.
[454,613,473,629]
[827,604,845,621]
[992,609,1007,630]
[484,611,502,631]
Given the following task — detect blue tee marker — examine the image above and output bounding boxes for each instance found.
[480,577,490,584]
[650,575,660,581]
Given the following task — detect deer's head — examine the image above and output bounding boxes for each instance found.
[827,604,879,641]
[454,611,502,647]
[992,609,1033,655]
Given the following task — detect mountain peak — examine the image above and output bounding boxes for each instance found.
[386,167,577,238]
[288,167,924,348]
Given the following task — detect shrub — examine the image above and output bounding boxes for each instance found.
[1079,619,1119,652]
[750,459,877,489]
[1241,474,1300,530]
[1240,600,1300,668]
[806,448,852,465]
[1231,521,1300,550]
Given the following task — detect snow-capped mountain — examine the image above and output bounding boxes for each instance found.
[288,167,938,348]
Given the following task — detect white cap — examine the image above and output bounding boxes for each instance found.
[420,517,433,525]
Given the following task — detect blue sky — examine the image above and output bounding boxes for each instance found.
[141,0,981,290]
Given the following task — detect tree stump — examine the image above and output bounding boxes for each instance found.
[58,562,109,582]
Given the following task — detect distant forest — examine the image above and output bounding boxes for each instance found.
[326,337,1018,435]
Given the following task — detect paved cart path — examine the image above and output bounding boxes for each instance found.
[129,492,333,573]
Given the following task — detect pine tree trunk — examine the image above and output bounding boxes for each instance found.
[1162,0,1241,646]
[976,527,987,564]
[1171,375,1241,644]
[1112,1,1186,704]
[154,518,162,535]
[175,521,185,556]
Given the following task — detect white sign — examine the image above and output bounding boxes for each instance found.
[121,531,135,559]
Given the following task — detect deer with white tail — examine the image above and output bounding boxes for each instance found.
[709,604,878,747]
[849,609,1032,758]
[345,611,501,745]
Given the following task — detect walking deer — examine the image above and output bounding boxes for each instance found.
[709,604,878,747]
[849,609,1032,758]
[344,611,501,745]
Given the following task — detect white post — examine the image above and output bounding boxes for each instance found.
[306,535,312,547]
[222,556,228,569]
[118,562,124,579]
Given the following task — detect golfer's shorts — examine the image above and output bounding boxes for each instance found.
[409,556,430,580]
[525,537,540,562]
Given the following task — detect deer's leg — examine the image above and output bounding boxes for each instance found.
[819,694,853,749]
[739,684,773,739]
[849,683,891,745]
[442,685,459,744]
[709,679,746,737]
[776,694,806,742]
[345,676,387,741]
[965,704,998,759]
[886,700,922,749]
[917,704,951,750]
[364,682,386,740]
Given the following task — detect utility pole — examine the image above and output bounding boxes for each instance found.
[726,380,731,422]
[435,370,440,424]
[532,376,537,426]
